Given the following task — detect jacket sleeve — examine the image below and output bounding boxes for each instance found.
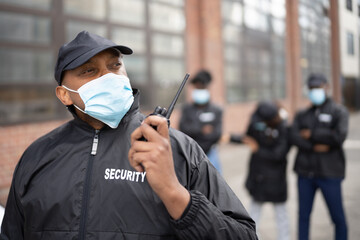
[1,165,24,240]
[310,106,349,147]
[290,112,313,151]
[170,154,257,239]
[253,126,289,162]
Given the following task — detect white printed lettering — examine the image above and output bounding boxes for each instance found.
[115,169,121,179]
[109,168,115,179]
[141,172,146,182]
[126,171,132,181]
[104,168,110,179]
[104,168,146,183]
[135,172,140,182]
[121,170,127,180]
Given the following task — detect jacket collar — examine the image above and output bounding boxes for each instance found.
[310,97,331,110]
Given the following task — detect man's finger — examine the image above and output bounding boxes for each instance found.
[142,115,169,138]
[129,150,154,172]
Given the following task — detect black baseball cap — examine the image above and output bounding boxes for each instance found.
[307,73,327,88]
[191,70,212,86]
[256,101,279,121]
[54,31,133,85]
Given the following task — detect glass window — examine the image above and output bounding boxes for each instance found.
[0,0,51,10]
[151,0,184,6]
[0,48,53,83]
[223,24,243,43]
[152,34,184,57]
[152,58,185,109]
[109,0,145,26]
[272,18,285,36]
[222,1,243,26]
[347,0,353,11]
[271,0,286,18]
[0,0,186,123]
[64,0,105,20]
[222,0,286,103]
[299,0,332,88]
[224,45,241,62]
[347,31,355,55]
[244,7,268,32]
[123,56,147,84]
[66,21,106,42]
[0,85,68,125]
[153,58,184,85]
[0,11,51,44]
[111,28,146,54]
[150,3,185,32]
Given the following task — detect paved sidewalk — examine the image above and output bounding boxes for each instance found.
[219,112,360,240]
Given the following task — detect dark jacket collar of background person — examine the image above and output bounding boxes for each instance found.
[1,90,257,240]
[291,97,349,178]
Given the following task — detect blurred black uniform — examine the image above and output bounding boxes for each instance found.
[244,105,289,202]
[291,98,348,178]
[179,103,222,155]
[291,73,348,240]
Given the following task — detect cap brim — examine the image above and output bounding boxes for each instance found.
[308,81,326,88]
[64,45,132,71]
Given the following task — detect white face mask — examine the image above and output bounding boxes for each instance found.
[192,89,210,105]
[308,88,326,106]
[62,73,134,128]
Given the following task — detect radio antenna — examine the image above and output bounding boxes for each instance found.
[165,73,190,119]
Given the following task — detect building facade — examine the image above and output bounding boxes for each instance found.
[0,0,343,204]
[339,0,360,110]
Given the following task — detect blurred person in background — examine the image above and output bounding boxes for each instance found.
[290,73,349,240]
[0,204,4,229]
[179,70,223,174]
[224,101,291,240]
[1,31,257,240]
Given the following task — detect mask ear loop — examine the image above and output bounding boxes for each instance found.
[62,85,78,93]
[62,85,86,113]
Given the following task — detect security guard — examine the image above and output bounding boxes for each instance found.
[290,73,349,240]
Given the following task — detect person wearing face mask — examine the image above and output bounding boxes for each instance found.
[179,70,223,174]
[224,101,291,240]
[290,73,349,240]
[1,31,257,240]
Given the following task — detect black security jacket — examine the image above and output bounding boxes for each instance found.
[1,90,257,240]
[290,98,349,178]
[245,114,289,203]
[179,103,223,154]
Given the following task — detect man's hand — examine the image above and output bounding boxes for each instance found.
[242,136,259,153]
[128,115,190,220]
[300,129,311,139]
[313,144,330,152]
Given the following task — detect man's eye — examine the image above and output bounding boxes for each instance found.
[81,68,94,74]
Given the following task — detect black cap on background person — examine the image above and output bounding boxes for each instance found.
[256,101,279,122]
[307,73,327,88]
[191,70,212,86]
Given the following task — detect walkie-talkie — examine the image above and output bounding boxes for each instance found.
[139,73,190,141]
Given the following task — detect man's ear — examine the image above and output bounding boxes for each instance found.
[56,86,73,106]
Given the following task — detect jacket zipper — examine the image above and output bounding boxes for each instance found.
[79,129,100,240]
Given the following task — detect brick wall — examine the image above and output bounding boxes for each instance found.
[0,120,68,206]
